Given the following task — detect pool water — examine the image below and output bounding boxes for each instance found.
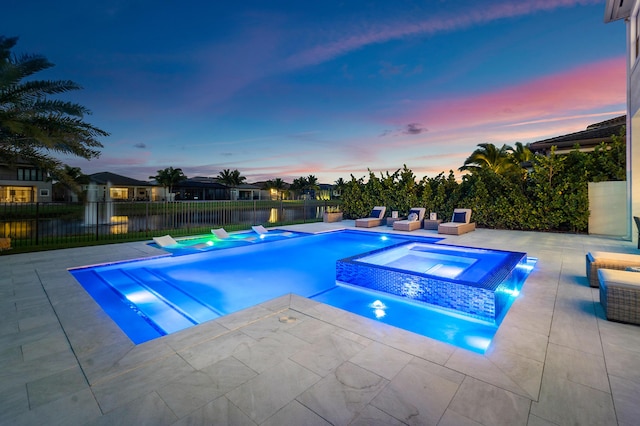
[69,230,534,353]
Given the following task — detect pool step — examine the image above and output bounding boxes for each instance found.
[126,268,222,321]
[97,269,210,335]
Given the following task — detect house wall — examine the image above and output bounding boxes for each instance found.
[589,181,628,236]
[626,4,640,245]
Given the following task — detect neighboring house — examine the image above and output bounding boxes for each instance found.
[604,0,640,243]
[529,115,626,155]
[0,161,52,203]
[85,172,161,201]
[173,177,228,200]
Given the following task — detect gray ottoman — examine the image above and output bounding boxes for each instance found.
[599,269,640,324]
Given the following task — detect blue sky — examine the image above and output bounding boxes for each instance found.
[2,0,626,184]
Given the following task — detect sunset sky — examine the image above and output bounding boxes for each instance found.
[2,0,627,184]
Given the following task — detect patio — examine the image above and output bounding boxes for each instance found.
[1,222,639,425]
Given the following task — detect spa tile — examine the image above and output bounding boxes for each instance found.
[296,361,387,425]
[370,357,461,425]
[448,376,530,426]
[226,358,320,424]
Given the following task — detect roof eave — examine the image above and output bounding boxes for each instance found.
[604,0,633,23]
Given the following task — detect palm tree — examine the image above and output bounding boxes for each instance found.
[305,174,320,198]
[0,36,109,182]
[333,177,346,199]
[459,143,516,175]
[217,169,246,186]
[509,142,534,168]
[150,167,186,200]
[290,176,308,199]
[264,177,286,199]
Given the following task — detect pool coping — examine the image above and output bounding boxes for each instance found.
[2,221,638,424]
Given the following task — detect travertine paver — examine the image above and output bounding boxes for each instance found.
[1,223,639,425]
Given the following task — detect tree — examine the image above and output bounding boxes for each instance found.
[0,36,109,183]
[150,167,186,199]
[459,143,516,175]
[264,177,286,199]
[217,169,246,186]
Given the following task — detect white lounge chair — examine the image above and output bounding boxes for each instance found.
[153,235,179,247]
[252,225,293,237]
[355,206,386,228]
[393,207,426,231]
[211,228,230,239]
[437,208,476,235]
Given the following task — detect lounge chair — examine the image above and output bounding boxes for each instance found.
[586,251,640,287]
[355,206,386,228]
[393,208,426,231]
[153,235,179,247]
[251,225,293,237]
[437,208,476,235]
[211,228,230,239]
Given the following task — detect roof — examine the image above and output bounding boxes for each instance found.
[604,0,633,23]
[529,115,626,154]
[88,172,155,187]
[174,177,226,189]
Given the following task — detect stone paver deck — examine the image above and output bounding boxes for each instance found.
[1,222,639,425]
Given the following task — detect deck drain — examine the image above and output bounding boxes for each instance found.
[279,316,297,323]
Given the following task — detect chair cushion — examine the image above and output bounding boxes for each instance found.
[453,212,467,223]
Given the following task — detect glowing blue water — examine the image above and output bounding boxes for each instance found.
[70,230,534,353]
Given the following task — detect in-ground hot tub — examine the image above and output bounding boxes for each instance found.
[336,242,530,323]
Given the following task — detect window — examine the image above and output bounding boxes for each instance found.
[40,189,49,197]
[17,168,43,181]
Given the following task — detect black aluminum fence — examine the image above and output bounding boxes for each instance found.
[0,199,341,254]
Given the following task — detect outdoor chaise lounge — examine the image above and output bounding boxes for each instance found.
[393,207,426,231]
[437,208,476,235]
[586,251,640,287]
[251,225,293,237]
[599,268,640,324]
[212,228,230,239]
[355,206,386,228]
[153,234,179,247]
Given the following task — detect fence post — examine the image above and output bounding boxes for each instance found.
[95,201,100,241]
[35,202,40,245]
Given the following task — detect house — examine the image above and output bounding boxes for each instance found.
[529,115,626,155]
[0,161,52,203]
[173,177,228,200]
[604,0,640,244]
[85,172,161,201]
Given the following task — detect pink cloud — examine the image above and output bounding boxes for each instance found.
[403,56,626,132]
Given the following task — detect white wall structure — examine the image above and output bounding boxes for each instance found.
[589,181,628,236]
[605,0,640,245]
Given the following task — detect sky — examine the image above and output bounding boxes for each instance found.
[2,0,627,184]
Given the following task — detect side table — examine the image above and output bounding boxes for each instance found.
[386,217,406,227]
[423,219,442,230]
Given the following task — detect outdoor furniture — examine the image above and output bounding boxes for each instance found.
[635,216,640,249]
[212,228,230,239]
[599,268,640,325]
[586,251,640,287]
[152,235,179,247]
[355,206,386,228]
[393,208,426,231]
[438,208,476,235]
[423,219,442,230]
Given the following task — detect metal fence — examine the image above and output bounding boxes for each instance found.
[0,199,341,253]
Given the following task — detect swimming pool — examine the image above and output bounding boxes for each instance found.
[69,230,534,353]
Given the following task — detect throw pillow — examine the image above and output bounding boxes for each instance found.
[370,209,381,218]
[408,212,418,222]
[452,212,467,223]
